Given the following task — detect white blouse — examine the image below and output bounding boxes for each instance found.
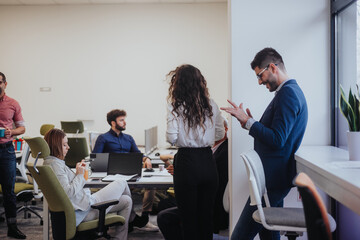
[166,99,225,148]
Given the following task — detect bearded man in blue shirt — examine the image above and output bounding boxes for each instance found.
[93,109,159,232]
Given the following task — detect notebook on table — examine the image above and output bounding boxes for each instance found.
[102,152,143,182]
[90,153,109,172]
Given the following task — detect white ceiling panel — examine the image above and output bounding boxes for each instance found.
[124,0,160,2]
[196,0,226,2]
[0,0,22,5]
[0,0,226,5]
[90,0,126,3]
[54,0,91,4]
[160,0,194,3]
[18,0,56,4]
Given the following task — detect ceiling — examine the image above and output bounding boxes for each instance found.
[0,0,226,5]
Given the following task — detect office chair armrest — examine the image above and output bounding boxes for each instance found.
[91,199,119,210]
[90,199,119,236]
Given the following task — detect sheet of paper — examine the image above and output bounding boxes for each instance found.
[102,173,138,182]
[152,170,172,176]
[142,168,172,176]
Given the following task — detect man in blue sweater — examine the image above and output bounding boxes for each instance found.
[221,48,308,240]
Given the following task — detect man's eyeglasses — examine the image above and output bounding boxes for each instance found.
[256,65,269,80]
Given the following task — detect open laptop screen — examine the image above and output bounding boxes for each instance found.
[145,126,158,155]
[90,153,109,172]
[107,152,143,177]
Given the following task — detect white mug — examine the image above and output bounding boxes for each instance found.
[159,164,165,171]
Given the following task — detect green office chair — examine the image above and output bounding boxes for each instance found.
[61,121,84,134]
[60,121,89,168]
[40,124,55,136]
[25,137,125,240]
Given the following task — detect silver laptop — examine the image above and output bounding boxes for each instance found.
[90,153,109,172]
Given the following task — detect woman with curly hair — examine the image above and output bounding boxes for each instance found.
[166,64,225,240]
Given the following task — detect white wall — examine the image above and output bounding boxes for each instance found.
[0,3,228,146]
[229,0,330,238]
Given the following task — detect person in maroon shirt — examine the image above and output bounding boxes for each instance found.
[0,72,26,239]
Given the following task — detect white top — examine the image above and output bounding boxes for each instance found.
[166,99,225,148]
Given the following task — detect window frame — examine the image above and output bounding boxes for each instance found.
[330,0,358,146]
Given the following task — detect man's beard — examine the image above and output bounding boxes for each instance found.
[115,123,125,131]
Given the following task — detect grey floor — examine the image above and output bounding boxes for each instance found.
[0,192,229,240]
[0,193,164,240]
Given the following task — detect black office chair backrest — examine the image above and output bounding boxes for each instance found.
[64,138,89,168]
[294,172,332,240]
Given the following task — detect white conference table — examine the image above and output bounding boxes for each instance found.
[295,145,360,215]
[42,168,173,240]
[87,168,174,188]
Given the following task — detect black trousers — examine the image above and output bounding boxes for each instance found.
[157,207,182,240]
[0,143,17,222]
[173,147,218,240]
[213,139,229,233]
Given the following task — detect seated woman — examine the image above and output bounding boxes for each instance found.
[44,128,132,240]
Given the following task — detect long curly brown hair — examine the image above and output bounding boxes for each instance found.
[167,64,213,131]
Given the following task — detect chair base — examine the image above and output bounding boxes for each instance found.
[281,231,302,240]
[0,203,43,225]
[76,227,111,240]
[17,206,43,225]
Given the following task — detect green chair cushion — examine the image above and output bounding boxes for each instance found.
[77,214,125,232]
[0,183,33,194]
[40,124,55,136]
[14,183,34,194]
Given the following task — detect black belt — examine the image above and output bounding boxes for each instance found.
[0,141,12,149]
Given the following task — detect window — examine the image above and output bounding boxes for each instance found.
[332,0,359,148]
